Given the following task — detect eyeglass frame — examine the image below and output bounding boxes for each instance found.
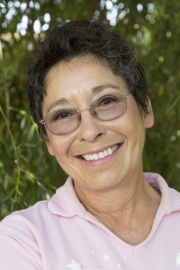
[39,92,130,136]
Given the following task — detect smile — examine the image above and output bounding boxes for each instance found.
[82,144,120,161]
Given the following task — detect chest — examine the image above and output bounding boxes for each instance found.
[39,217,180,270]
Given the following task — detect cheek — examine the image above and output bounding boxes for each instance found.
[46,132,75,158]
[46,140,56,156]
[108,116,142,135]
[109,111,145,148]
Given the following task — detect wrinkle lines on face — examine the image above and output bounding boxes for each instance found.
[44,55,153,198]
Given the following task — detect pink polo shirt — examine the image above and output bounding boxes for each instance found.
[0,173,180,270]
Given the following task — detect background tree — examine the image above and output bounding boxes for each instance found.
[0,0,179,219]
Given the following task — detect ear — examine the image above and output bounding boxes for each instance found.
[143,97,154,128]
[46,141,55,156]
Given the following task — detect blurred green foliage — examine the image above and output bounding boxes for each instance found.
[0,0,180,219]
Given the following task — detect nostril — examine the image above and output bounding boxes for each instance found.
[77,116,106,142]
[97,132,103,137]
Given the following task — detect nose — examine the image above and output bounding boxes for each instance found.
[77,110,106,142]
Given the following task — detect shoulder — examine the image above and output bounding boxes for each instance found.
[0,176,83,241]
[0,201,50,270]
[0,178,88,269]
[0,200,50,239]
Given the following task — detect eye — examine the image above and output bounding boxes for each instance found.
[50,109,75,122]
[98,95,119,106]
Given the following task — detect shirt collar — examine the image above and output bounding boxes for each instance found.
[144,172,180,213]
[48,173,180,217]
[48,177,87,217]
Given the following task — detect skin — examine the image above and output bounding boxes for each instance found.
[43,55,161,245]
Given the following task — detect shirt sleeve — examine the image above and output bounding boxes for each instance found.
[0,228,42,270]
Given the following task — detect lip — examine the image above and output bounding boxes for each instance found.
[76,142,123,164]
[78,143,122,156]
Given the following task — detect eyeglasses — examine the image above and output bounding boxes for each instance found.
[40,92,130,136]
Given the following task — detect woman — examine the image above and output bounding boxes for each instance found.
[0,20,180,270]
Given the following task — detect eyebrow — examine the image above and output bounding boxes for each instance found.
[46,83,120,114]
[92,83,120,93]
[47,98,68,114]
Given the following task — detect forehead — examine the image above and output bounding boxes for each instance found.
[45,55,126,90]
[45,56,107,86]
[43,55,128,113]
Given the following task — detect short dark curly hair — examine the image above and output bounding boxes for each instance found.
[26,20,149,140]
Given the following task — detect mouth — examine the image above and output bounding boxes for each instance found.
[80,143,122,161]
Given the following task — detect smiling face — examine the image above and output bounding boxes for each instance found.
[43,55,154,193]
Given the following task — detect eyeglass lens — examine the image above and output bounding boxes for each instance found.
[43,92,128,135]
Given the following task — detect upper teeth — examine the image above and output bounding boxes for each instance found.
[82,145,118,161]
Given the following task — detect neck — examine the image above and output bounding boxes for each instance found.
[75,172,158,213]
[74,172,161,244]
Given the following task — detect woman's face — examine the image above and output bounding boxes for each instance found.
[43,55,154,193]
